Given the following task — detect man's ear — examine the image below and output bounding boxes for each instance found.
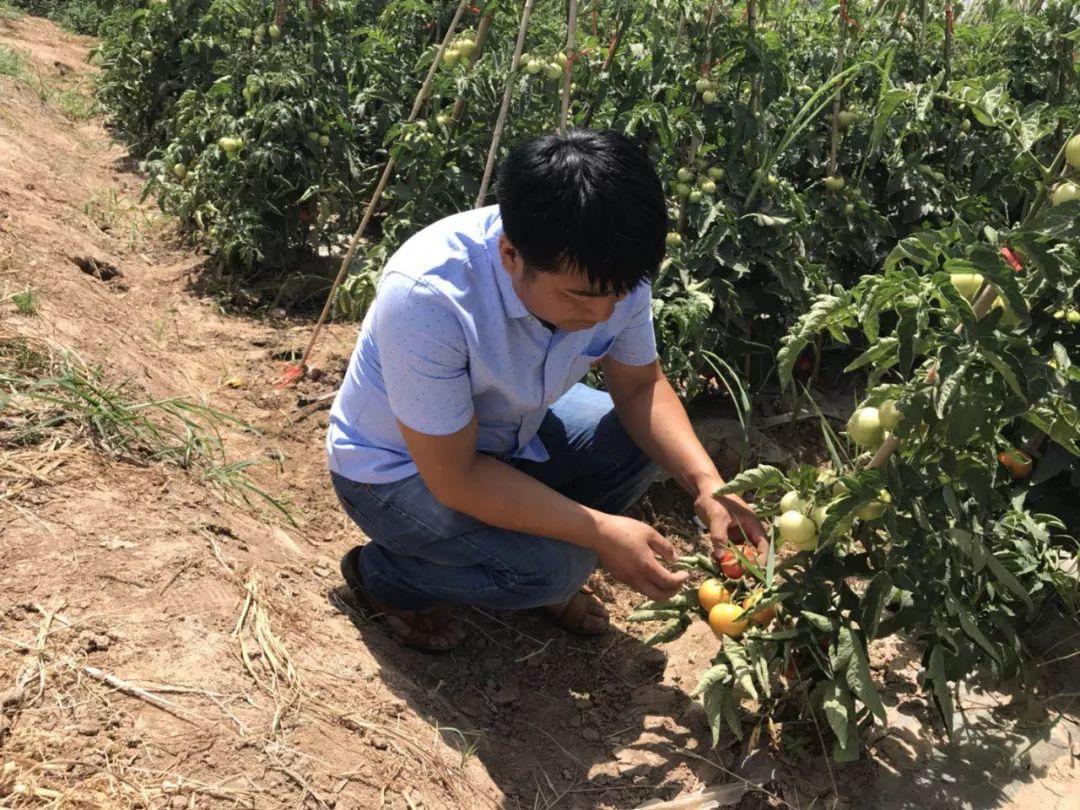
[498,235,524,275]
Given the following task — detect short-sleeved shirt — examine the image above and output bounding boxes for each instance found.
[325,205,658,484]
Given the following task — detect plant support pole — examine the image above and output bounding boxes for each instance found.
[475,0,537,208]
[560,0,580,132]
[286,0,470,383]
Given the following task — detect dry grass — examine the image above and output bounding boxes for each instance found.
[0,335,293,522]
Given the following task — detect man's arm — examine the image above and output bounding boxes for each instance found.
[397,417,687,601]
[601,356,769,555]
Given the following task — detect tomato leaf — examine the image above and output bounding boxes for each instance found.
[843,337,899,373]
[1021,402,1080,456]
[860,572,891,640]
[691,663,731,698]
[777,294,853,390]
[626,609,682,622]
[953,601,1002,664]
[927,645,955,737]
[723,642,759,701]
[713,464,785,497]
[801,611,834,634]
[821,679,859,762]
[642,615,689,646]
[978,346,1026,399]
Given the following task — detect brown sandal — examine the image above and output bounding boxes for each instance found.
[339,546,464,653]
[543,586,609,636]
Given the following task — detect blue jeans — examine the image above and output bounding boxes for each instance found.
[332,384,659,612]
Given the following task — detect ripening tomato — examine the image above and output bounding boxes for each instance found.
[717,548,744,580]
[697,578,730,612]
[708,603,747,639]
[998,448,1033,480]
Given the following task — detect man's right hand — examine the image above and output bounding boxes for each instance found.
[594,514,688,601]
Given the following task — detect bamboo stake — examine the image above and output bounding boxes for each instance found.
[287,0,470,381]
[475,0,538,208]
[943,1,953,83]
[581,10,634,129]
[560,0,581,133]
[677,1,720,235]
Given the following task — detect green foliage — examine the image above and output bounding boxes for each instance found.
[9,0,125,32]
[91,0,1079,394]
[0,43,26,78]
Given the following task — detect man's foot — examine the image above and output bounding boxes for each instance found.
[544,586,609,636]
[340,546,465,652]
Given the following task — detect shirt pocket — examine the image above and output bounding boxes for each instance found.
[565,335,614,388]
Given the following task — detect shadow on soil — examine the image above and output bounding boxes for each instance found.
[329,581,723,809]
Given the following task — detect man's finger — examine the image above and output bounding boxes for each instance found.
[744,516,769,544]
[647,532,676,562]
[645,558,687,592]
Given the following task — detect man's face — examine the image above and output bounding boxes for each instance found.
[498,235,627,332]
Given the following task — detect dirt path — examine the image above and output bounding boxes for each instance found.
[1,15,1076,810]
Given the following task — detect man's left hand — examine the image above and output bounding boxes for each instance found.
[694,491,770,560]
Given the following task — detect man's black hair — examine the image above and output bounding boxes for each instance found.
[494,128,667,296]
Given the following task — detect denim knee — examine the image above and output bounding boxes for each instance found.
[493,539,597,607]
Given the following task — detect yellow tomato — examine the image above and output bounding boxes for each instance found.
[697,578,730,613]
[708,603,747,639]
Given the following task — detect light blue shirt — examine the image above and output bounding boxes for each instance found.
[326,205,658,484]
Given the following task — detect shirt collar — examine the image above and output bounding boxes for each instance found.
[484,210,532,320]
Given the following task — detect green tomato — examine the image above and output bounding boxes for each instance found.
[823,175,845,192]
[695,78,711,93]
[688,190,703,203]
[458,41,476,58]
[846,407,884,448]
[674,183,691,199]
[1067,309,1080,324]
[545,63,562,81]
[308,130,320,142]
[707,166,725,181]
[140,49,154,60]
[555,51,567,68]
[665,232,683,247]
[778,511,817,550]
[779,491,808,514]
[1066,134,1080,170]
[855,500,887,520]
[525,59,542,74]
[677,167,693,182]
[961,118,972,133]
[172,162,187,179]
[443,48,460,67]
[702,90,717,104]
[1052,182,1080,206]
[700,180,716,194]
[837,109,858,128]
[268,24,281,39]
[843,203,855,216]
[318,134,330,147]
